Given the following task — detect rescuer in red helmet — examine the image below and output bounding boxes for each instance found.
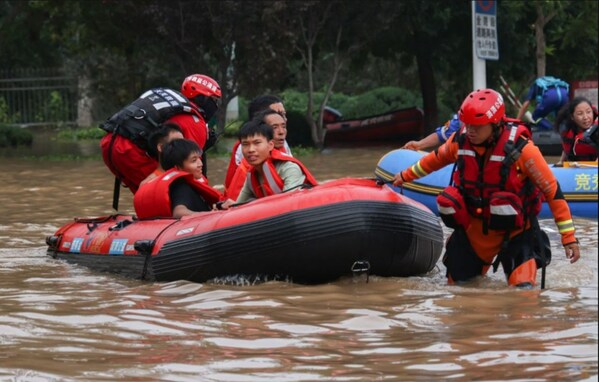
[392,89,580,288]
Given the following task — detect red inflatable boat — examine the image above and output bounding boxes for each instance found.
[46,178,443,284]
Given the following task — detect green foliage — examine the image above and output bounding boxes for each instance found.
[289,145,318,156]
[57,127,106,140]
[1,0,597,142]
[0,125,34,147]
[0,97,19,124]
[223,119,244,137]
[281,87,420,119]
[37,91,70,123]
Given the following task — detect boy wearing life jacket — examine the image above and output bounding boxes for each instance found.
[226,108,292,200]
[139,123,184,187]
[133,139,223,219]
[221,119,317,208]
[393,89,580,288]
[224,95,291,198]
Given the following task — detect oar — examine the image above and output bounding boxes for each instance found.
[499,75,534,123]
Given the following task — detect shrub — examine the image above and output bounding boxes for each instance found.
[0,125,34,147]
[57,127,106,140]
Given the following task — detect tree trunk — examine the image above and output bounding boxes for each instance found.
[76,76,94,128]
[414,34,438,134]
[534,2,546,77]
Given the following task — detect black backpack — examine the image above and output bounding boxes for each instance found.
[100,88,203,152]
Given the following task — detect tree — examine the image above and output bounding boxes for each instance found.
[285,0,377,148]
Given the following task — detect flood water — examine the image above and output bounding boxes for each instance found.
[0,138,597,381]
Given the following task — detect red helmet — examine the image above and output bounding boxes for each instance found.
[181,74,222,99]
[459,88,505,125]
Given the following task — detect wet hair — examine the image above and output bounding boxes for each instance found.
[248,95,282,120]
[160,139,202,171]
[238,119,273,141]
[254,108,285,124]
[147,123,182,159]
[555,96,595,133]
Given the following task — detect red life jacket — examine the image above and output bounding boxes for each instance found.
[452,123,542,231]
[224,140,242,190]
[561,128,598,161]
[248,150,318,198]
[224,157,251,200]
[224,141,293,195]
[133,169,223,219]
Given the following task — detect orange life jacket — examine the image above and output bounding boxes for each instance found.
[248,150,318,198]
[134,169,223,219]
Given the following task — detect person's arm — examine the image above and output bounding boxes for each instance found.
[169,179,211,218]
[277,162,306,191]
[555,151,568,166]
[518,142,580,263]
[517,99,531,120]
[234,178,256,204]
[402,133,440,151]
[393,134,459,186]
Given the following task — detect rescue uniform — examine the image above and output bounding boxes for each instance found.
[399,124,576,286]
[101,110,209,194]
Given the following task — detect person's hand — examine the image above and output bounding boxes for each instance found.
[402,141,420,151]
[217,199,235,210]
[392,172,405,187]
[564,241,580,263]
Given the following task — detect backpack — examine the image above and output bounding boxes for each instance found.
[100,88,202,152]
[534,76,569,104]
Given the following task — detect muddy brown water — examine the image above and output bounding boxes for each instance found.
[0,140,596,381]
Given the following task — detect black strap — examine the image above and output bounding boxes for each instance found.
[530,217,547,289]
[112,177,121,211]
[105,130,122,211]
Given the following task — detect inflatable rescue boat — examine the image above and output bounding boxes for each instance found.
[375,149,598,219]
[46,178,444,284]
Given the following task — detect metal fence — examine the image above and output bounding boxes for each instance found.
[0,68,78,126]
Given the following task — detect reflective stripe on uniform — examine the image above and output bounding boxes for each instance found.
[437,205,456,214]
[490,204,518,216]
[508,125,518,142]
[557,219,575,233]
[411,161,428,178]
[457,149,476,157]
[261,162,283,194]
[489,155,505,162]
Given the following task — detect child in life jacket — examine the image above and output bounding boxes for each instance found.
[220,119,318,209]
[224,95,291,199]
[133,139,223,219]
[139,123,184,187]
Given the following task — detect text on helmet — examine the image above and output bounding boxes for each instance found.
[188,76,219,92]
[485,94,503,119]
